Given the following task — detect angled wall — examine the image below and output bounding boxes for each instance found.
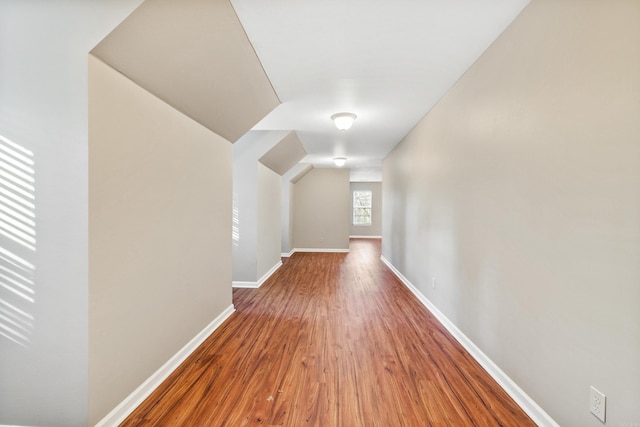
[0,2,142,426]
[259,132,306,175]
[88,56,233,423]
[382,1,640,425]
[91,0,279,142]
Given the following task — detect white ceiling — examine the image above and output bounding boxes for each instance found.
[231,0,530,180]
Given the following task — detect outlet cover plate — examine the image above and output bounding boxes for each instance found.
[590,386,606,423]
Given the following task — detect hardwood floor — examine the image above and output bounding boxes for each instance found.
[121,239,535,426]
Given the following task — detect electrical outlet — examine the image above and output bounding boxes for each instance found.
[432,277,436,289]
[590,386,606,423]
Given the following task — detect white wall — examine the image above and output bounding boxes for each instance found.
[382,1,640,425]
[350,182,382,237]
[257,163,282,279]
[232,130,288,283]
[0,2,141,425]
[233,153,258,282]
[293,168,350,250]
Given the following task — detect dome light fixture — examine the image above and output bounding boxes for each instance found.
[333,157,347,167]
[330,112,357,131]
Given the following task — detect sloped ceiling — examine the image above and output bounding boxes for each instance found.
[91,0,279,143]
[90,0,531,178]
[231,0,531,178]
[259,132,306,176]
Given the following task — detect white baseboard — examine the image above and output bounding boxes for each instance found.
[282,248,349,256]
[232,261,283,289]
[349,235,382,239]
[232,281,258,288]
[293,248,350,253]
[380,256,559,427]
[258,261,282,286]
[95,304,236,427]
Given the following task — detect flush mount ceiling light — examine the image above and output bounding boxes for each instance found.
[333,157,347,167]
[331,112,357,131]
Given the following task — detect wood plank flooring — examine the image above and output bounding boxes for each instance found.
[121,239,535,426]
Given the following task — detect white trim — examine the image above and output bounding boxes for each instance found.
[95,304,236,427]
[232,261,283,289]
[380,256,559,427]
[281,249,295,258]
[232,281,259,288]
[293,248,350,253]
[258,261,282,286]
[349,235,382,239]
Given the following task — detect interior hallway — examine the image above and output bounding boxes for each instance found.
[122,239,534,426]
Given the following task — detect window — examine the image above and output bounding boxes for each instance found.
[353,190,372,226]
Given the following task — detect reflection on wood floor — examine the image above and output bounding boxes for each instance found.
[122,238,535,426]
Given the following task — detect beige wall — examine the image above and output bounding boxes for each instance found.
[286,181,295,253]
[257,163,282,279]
[88,56,233,423]
[281,163,313,255]
[350,182,382,237]
[91,0,279,142]
[293,168,350,250]
[382,1,640,426]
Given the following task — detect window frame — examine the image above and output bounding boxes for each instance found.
[352,190,372,226]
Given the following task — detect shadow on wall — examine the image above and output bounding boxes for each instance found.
[0,135,36,349]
